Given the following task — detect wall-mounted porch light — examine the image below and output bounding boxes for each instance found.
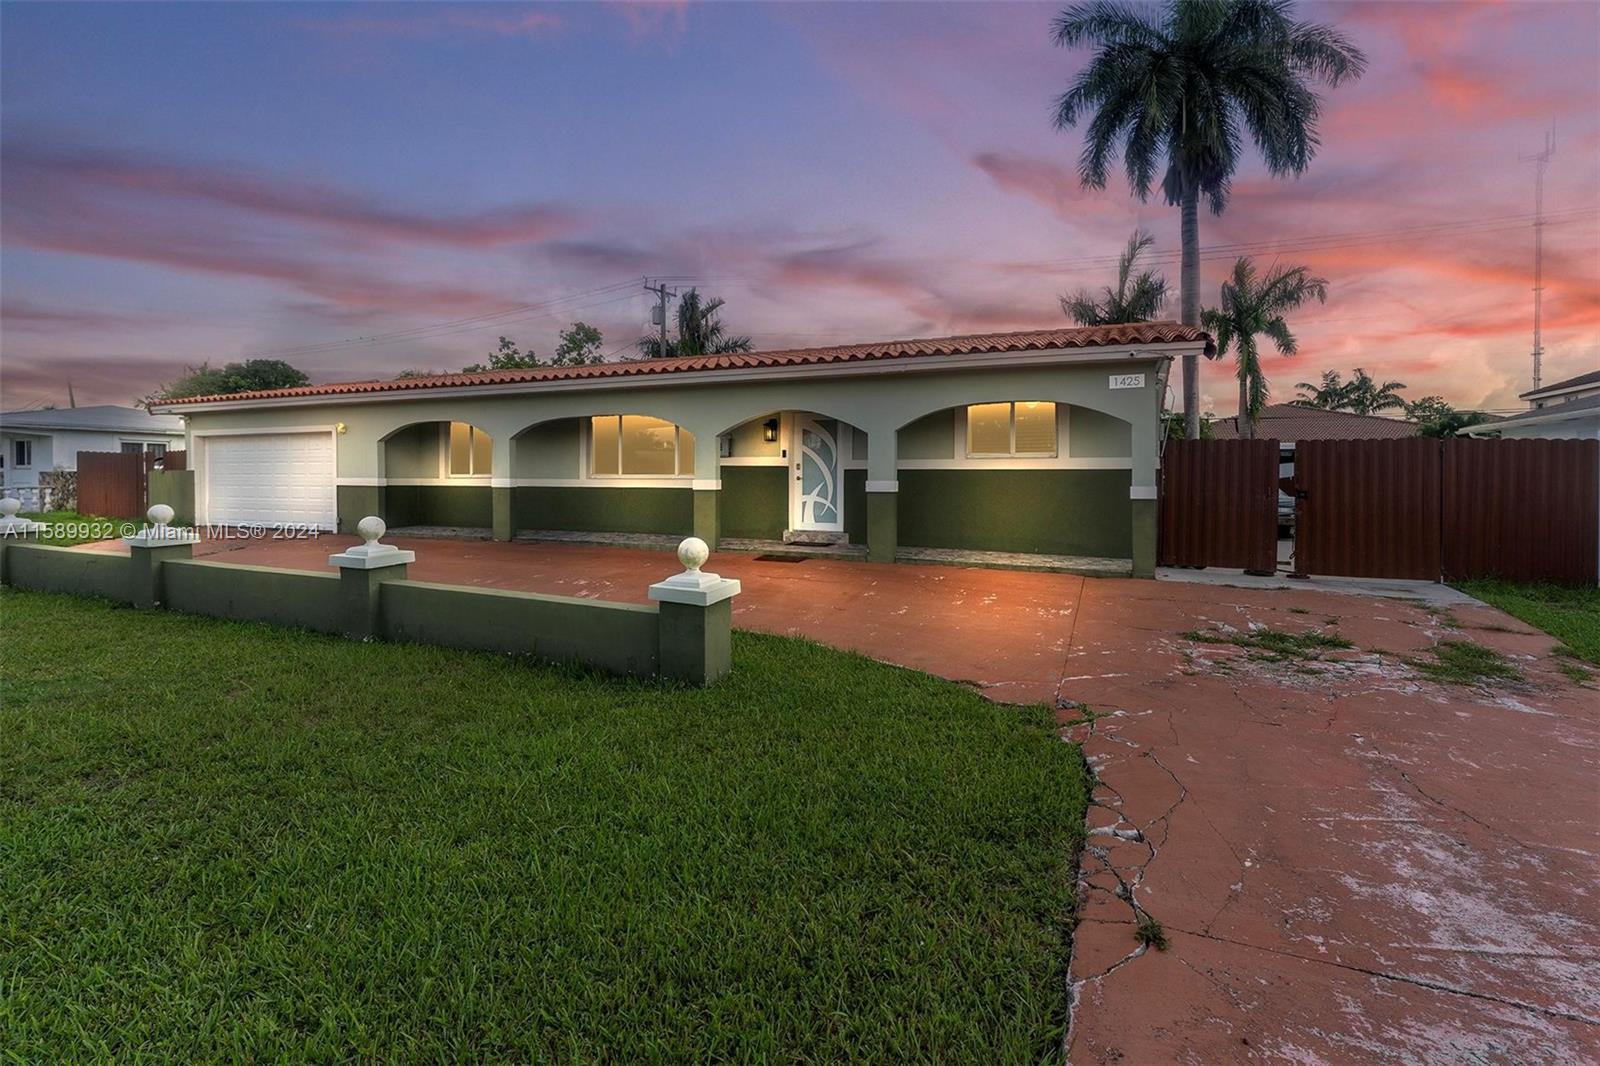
[762,418,779,443]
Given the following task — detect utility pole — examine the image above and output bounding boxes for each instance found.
[643,278,676,359]
[1520,128,1555,393]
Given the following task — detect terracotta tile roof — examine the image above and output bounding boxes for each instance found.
[158,322,1212,406]
[1211,403,1417,441]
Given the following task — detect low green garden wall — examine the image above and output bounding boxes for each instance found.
[897,469,1133,558]
[0,538,731,684]
[162,560,344,635]
[1,544,129,602]
[383,581,660,675]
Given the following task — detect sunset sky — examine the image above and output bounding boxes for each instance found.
[3,0,1596,415]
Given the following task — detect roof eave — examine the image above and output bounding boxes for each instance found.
[152,342,1195,414]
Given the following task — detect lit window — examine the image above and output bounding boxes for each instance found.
[448,422,492,476]
[591,415,693,477]
[966,402,1056,458]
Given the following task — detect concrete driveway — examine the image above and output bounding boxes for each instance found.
[83,533,1600,1059]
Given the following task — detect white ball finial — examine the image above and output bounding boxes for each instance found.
[357,515,386,545]
[677,536,710,572]
[0,498,19,519]
[147,503,175,527]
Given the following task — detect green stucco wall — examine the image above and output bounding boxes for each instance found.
[384,485,493,528]
[899,411,955,459]
[725,415,782,459]
[384,422,440,477]
[162,560,344,633]
[897,469,1133,558]
[513,487,692,535]
[383,580,661,676]
[1,543,129,602]
[1070,405,1134,458]
[844,470,868,545]
[720,467,786,540]
[514,419,580,477]
[337,485,381,534]
[146,470,195,526]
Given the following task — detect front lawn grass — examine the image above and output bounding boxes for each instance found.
[1456,579,1600,666]
[18,509,127,546]
[0,589,1085,1062]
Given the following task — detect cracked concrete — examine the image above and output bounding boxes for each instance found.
[1060,579,1600,1064]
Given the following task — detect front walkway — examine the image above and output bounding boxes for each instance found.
[77,533,1600,1059]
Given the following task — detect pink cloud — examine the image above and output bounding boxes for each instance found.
[4,142,582,249]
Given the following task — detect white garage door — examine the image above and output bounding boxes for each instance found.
[203,432,336,530]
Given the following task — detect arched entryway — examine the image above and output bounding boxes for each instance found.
[379,420,495,532]
[716,411,867,548]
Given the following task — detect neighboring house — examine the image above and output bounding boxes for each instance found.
[1461,368,1600,441]
[1210,404,1417,529]
[0,405,185,499]
[148,323,1213,575]
[1209,403,1417,443]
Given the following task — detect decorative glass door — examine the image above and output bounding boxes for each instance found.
[791,415,843,531]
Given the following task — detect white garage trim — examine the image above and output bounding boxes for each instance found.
[193,425,338,530]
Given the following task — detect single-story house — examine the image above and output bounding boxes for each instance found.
[1,404,185,497]
[1462,369,1600,441]
[148,323,1213,576]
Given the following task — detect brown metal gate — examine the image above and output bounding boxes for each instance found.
[76,450,184,518]
[1158,439,1279,572]
[1295,438,1441,580]
[1443,438,1598,585]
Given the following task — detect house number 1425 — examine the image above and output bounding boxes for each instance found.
[1108,373,1145,390]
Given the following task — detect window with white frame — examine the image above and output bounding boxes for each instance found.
[448,422,493,476]
[12,439,33,468]
[966,402,1057,457]
[590,415,695,477]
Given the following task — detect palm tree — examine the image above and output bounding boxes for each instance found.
[1338,367,1407,415]
[1062,229,1169,325]
[1201,257,1326,439]
[1052,0,1366,438]
[636,288,753,359]
[1291,367,1407,414]
[1292,369,1347,409]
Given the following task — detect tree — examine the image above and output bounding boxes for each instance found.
[462,336,541,374]
[1052,0,1366,439]
[1061,229,1169,325]
[1404,395,1494,438]
[1292,369,1348,409]
[635,288,752,359]
[1291,367,1407,414]
[143,359,309,405]
[1200,257,1326,439]
[551,322,605,366]
[1337,368,1407,416]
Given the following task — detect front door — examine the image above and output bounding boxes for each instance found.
[791,415,843,531]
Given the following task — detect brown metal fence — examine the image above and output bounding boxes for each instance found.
[76,450,185,518]
[1158,439,1279,573]
[1295,438,1443,581]
[1442,438,1598,585]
